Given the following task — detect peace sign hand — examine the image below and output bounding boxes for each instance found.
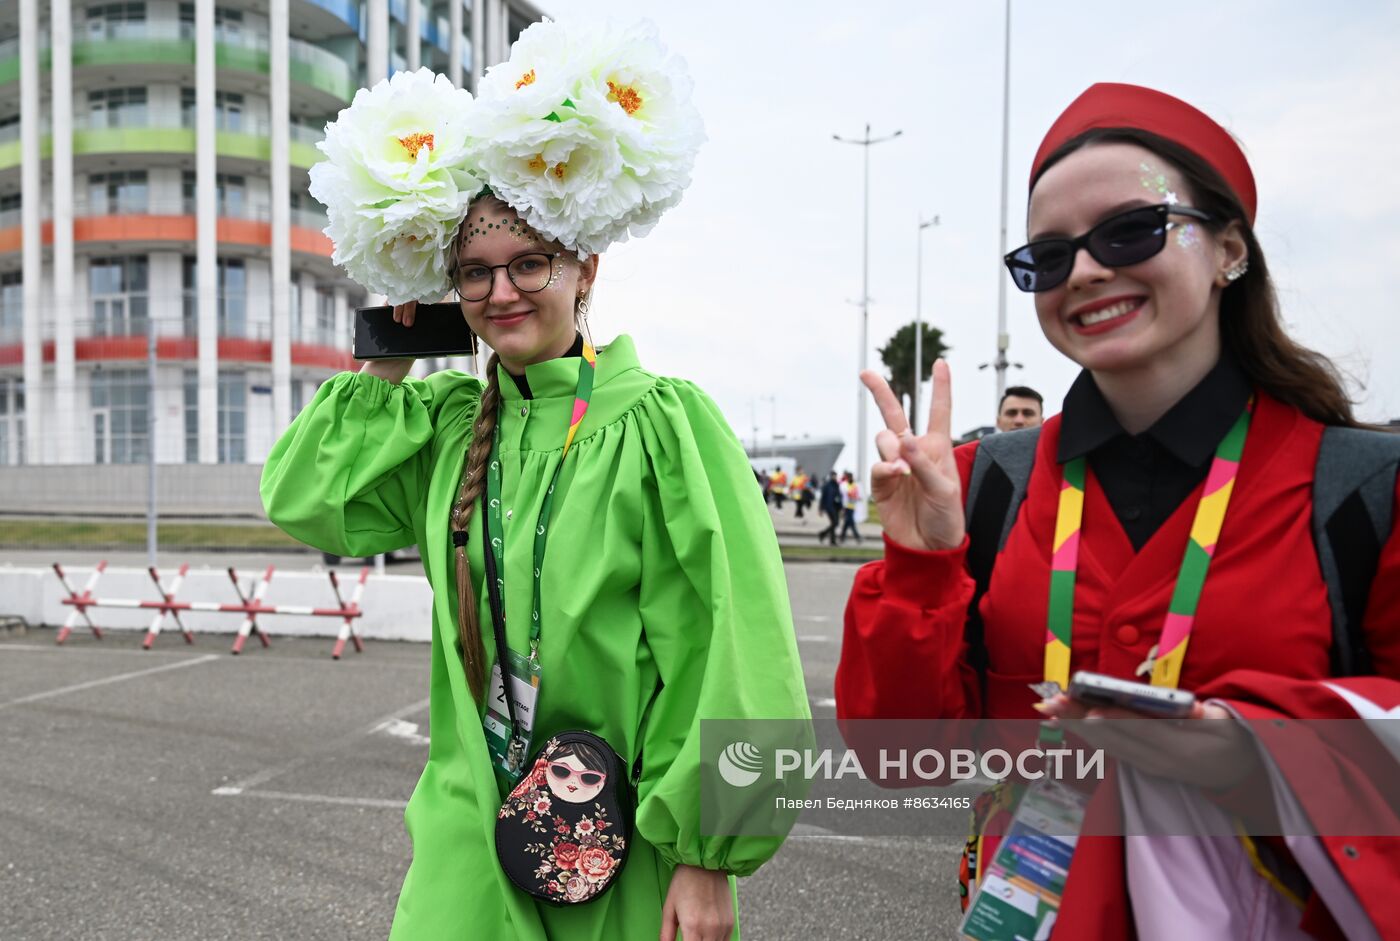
[861,359,966,552]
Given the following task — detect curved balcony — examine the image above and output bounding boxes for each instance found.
[0,115,330,173]
[295,0,360,35]
[0,310,352,371]
[0,198,333,258]
[0,24,356,106]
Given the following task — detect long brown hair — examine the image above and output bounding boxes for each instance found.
[1032,128,1361,428]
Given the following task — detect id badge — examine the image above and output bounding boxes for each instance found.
[482,649,542,780]
[959,779,1088,941]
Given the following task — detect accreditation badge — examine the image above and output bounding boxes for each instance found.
[958,779,1088,941]
[483,649,542,780]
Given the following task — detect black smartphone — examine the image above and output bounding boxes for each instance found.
[352,303,477,360]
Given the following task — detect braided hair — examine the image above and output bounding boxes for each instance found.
[450,352,502,703]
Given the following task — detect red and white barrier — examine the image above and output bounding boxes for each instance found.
[53,561,370,658]
[228,565,274,655]
[52,561,107,644]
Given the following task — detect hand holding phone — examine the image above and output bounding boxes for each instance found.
[354,301,477,362]
[1066,671,1196,718]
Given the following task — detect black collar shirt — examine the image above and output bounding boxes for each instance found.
[1055,355,1253,551]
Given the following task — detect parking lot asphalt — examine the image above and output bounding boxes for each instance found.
[0,561,965,940]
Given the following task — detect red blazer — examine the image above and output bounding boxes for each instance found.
[835,392,1400,938]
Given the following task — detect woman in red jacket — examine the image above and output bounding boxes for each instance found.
[835,83,1400,939]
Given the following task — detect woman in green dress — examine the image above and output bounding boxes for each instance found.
[262,22,809,939]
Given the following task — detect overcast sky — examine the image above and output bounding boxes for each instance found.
[539,0,1400,470]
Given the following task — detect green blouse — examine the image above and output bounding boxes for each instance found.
[261,335,811,940]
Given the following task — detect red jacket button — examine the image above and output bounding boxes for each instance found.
[1116,624,1140,646]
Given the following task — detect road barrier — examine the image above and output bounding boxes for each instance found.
[52,561,369,659]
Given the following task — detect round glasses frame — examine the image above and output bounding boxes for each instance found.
[1004,204,1214,294]
[453,252,561,302]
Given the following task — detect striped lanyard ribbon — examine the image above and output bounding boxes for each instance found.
[484,341,597,661]
[1046,399,1253,691]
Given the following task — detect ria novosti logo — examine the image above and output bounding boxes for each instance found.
[717,741,764,787]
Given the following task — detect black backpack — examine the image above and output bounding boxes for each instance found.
[963,425,1400,680]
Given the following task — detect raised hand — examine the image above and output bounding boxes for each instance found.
[861,359,966,551]
[359,300,418,384]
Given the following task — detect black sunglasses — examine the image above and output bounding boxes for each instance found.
[1004,204,1214,293]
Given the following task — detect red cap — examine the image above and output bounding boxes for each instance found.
[1030,83,1257,225]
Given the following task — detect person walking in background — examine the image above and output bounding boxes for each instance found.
[759,467,772,504]
[995,386,1044,431]
[818,471,842,546]
[838,472,861,545]
[791,466,810,520]
[768,466,789,510]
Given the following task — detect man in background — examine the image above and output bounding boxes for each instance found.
[817,472,842,546]
[996,386,1044,432]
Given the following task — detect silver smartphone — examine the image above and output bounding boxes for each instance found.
[1067,670,1196,718]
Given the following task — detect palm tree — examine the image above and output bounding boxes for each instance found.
[878,321,949,427]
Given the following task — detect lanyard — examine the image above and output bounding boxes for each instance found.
[1045,399,1253,691]
[483,341,596,661]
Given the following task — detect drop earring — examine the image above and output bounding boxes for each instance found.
[577,292,595,350]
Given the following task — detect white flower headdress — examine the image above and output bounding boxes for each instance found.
[309,18,705,304]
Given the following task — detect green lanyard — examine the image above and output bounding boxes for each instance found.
[482,343,596,662]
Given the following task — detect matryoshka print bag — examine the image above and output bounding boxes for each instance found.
[495,730,638,904]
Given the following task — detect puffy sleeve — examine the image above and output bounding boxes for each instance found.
[261,369,480,558]
[632,378,811,877]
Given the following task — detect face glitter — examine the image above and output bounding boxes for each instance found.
[1175,223,1200,249]
[1139,161,1178,205]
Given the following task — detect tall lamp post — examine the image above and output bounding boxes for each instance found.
[914,213,939,429]
[993,0,1013,411]
[834,123,901,487]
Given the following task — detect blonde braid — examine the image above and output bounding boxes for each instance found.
[451,352,501,703]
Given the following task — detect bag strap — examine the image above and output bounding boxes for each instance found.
[959,423,1400,683]
[963,428,1040,687]
[1312,426,1400,676]
[481,496,644,785]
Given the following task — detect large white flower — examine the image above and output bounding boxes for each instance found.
[467,18,704,257]
[309,68,485,304]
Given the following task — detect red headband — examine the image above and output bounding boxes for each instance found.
[1030,83,1257,225]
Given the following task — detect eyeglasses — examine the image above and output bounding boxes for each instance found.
[453,252,559,302]
[1004,204,1214,293]
[549,762,606,788]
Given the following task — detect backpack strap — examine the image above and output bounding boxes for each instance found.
[1313,426,1400,676]
[963,428,1041,684]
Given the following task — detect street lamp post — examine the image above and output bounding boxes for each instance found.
[993,0,1014,411]
[834,123,901,488]
[914,213,939,429]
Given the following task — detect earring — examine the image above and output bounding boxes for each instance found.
[1224,260,1249,283]
[577,294,590,317]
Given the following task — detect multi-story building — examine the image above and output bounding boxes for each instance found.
[0,0,543,469]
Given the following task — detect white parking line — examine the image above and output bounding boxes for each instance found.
[0,643,188,657]
[213,788,408,810]
[0,654,219,710]
[214,696,431,795]
[813,697,837,708]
